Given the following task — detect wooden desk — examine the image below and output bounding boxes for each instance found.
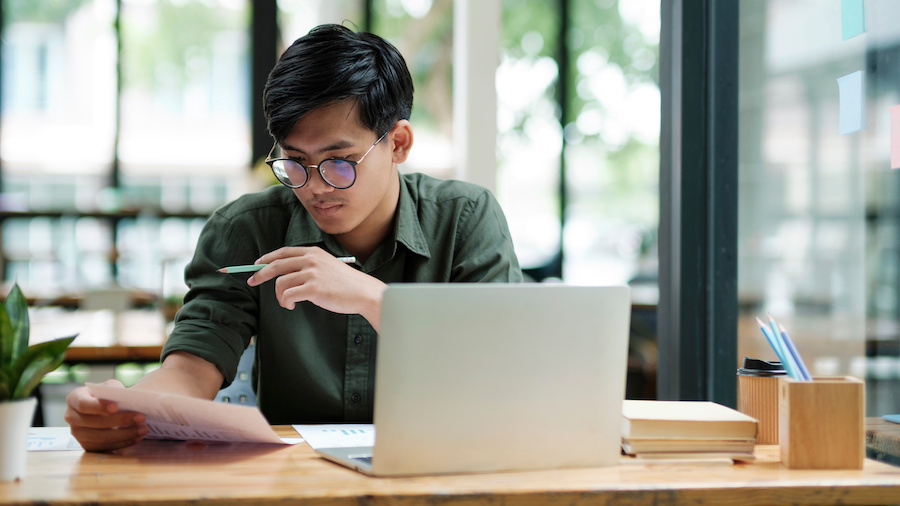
[4,426,900,505]
[30,308,166,364]
[64,344,163,363]
[866,416,900,465]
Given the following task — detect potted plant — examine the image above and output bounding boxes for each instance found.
[0,284,75,482]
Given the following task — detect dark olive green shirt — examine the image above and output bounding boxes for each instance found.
[162,173,522,424]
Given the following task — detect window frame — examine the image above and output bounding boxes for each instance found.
[658,0,739,405]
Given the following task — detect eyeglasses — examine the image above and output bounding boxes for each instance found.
[265,131,388,190]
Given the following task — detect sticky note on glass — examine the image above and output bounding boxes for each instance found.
[841,0,866,40]
[891,105,900,169]
[837,71,865,135]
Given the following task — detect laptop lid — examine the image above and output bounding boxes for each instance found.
[324,283,630,477]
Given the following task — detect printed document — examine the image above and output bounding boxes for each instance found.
[28,427,83,451]
[293,424,375,449]
[87,383,296,444]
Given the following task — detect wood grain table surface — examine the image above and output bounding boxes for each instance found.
[3,425,900,505]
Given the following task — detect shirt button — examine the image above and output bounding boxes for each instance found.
[354,334,363,344]
[351,393,361,403]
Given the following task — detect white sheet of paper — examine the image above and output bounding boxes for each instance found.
[87,383,293,444]
[293,424,375,449]
[28,427,84,451]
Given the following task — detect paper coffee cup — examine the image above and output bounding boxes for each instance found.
[737,357,786,444]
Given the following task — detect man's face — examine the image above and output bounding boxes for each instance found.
[279,101,397,242]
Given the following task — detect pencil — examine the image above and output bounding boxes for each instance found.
[779,324,812,381]
[217,256,356,273]
[217,264,266,274]
[754,316,799,380]
[766,312,801,380]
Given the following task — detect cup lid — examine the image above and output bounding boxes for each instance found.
[737,357,786,376]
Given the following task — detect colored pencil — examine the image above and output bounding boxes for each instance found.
[218,256,356,273]
[779,324,812,381]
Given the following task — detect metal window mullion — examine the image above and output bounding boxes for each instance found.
[658,0,738,406]
[251,0,279,165]
[556,0,569,280]
[705,0,739,407]
[112,0,123,280]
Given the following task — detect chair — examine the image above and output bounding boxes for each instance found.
[215,340,257,405]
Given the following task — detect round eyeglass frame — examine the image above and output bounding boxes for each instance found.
[265,131,388,190]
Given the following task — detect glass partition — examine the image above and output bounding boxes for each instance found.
[738,0,900,415]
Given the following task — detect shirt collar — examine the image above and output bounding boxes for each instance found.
[282,175,431,259]
[393,175,431,259]
[284,201,326,247]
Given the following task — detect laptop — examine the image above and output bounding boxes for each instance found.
[315,283,631,476]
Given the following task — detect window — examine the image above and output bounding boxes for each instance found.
[370,0,455,179]
[564,0,659,294]
[0,0,252,299]
[498,0,660,290]
[118,0,250,213]
[498,0,562,278]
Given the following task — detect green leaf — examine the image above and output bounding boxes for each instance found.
[5,284,30,365]
[0,284,75,401]
[8,335,76,400]
[0,300,12,372]
[0,369,10,401]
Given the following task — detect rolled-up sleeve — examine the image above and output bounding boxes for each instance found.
[162,209,261,387]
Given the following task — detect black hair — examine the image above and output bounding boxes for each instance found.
[263,24,414,143]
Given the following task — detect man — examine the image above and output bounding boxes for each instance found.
[65,24,522,451]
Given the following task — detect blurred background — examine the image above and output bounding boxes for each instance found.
[0,0,659,298]
[7,0,900,425]
[2,0,661,423]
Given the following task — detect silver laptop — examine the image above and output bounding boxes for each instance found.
[316,283,631,476]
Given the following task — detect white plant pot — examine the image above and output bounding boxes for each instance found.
[0,397,37,482]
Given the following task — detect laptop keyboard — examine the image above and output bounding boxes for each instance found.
[351,456,373,464]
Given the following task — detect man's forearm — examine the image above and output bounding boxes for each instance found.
[133,351,224,400]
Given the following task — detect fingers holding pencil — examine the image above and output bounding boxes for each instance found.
[244,246,383,319]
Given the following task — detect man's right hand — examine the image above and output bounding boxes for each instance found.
[64,352,224,452]
[64,379,148,452]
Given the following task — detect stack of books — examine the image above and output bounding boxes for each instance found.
[621,400,758,463]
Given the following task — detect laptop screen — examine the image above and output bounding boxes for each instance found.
[366,283,631,476]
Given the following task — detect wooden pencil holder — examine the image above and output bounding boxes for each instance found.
[778,376,864,469]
